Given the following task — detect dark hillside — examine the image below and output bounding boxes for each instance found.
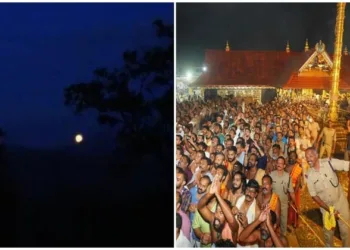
[0,145,173,247]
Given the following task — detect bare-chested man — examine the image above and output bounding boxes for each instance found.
[308,116,320,146]
[257,175,281,227]
[197,176,238,246]
[225,146,238,174]
[317,120,336,159]
[238,206,288,247]
[234,179,261,247]
[225,171,246,207]
[245,153,265,186]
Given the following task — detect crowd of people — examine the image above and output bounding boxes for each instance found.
[175,95,350,248]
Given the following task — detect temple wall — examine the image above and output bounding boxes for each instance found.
[201,88,263,103]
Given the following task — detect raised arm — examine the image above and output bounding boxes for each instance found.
[266,211,287,247]
[197,192,215,223]
[183,136,195,154]
[254,141,265,157]
[238,210,263,244]
[214,180,238,232]
[329,158,350,171]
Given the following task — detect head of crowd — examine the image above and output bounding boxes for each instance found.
[175,95,336,248]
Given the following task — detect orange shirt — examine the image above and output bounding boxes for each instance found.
[269,193,279,212]
[290,164,302,188]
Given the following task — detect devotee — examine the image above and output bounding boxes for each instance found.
[213,123,225,145]
[176,146,183,167]
[178,155,193,181]
[235,179,261,247]
[188,150,205,178]
[224,146,238,173]
[256,175,281,228]
[187,157,213,189]
[225,171,246,207]
[274,132,287,158]
[187,175,212,246]
[176,95,348,247]
[176,192,191,241]
[265,145,280,174]
[250,141,267,171]
[214,153,225,168]
[176,167,192,214]
[215,165,229,197]
[191,201,216,247]
[285,151,303,229]
[189,176,212,221]
[316,120,336,159]
[287,136,297,154]
[176,213,192,248]
[238,206,288,247]
[235,141,246,165]
[197,176,238,246]
[305,147,350,247]
[308,116,321,146]
[244,153,265,186]
[296,126,312,182]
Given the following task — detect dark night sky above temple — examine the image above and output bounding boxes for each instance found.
[177,3,350,72]
[0,3,173,149]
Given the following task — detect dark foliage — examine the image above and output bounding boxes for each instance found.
[61,20,174,247]
[64,20,173,154]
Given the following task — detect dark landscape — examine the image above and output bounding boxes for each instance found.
[0,144,172,246]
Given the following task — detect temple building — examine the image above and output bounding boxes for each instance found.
[191,40,350,103]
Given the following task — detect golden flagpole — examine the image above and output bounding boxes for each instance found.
[329,3,346,122]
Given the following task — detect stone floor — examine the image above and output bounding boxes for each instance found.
[285,170,349,247]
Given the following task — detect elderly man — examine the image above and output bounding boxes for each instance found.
[305,147,350,247]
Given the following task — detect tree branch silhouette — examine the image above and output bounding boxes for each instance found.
[64,20,173,153]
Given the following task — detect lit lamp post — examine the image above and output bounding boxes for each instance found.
[329,3,346,123]
[186,71,194,96]
[186,66,207,97]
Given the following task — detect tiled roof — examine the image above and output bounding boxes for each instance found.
[192,49,350,90]
[283,73,350,90]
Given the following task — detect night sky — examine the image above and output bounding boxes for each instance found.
[0,3,173,149]
[177,3,350,72]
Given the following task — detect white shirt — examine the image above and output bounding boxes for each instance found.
[188,167,201,185]
[296,136,312,160]
[176,230,192,248]
[237,151,245,165]
[235,196,259,248]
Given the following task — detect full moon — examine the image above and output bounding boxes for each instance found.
[75,134,83,143]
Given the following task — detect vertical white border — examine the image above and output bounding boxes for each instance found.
[173,1,177,248]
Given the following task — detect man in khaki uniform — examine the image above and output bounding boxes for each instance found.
[270,156,296,236]
[316,120,336,159]
[305,147,350,247]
